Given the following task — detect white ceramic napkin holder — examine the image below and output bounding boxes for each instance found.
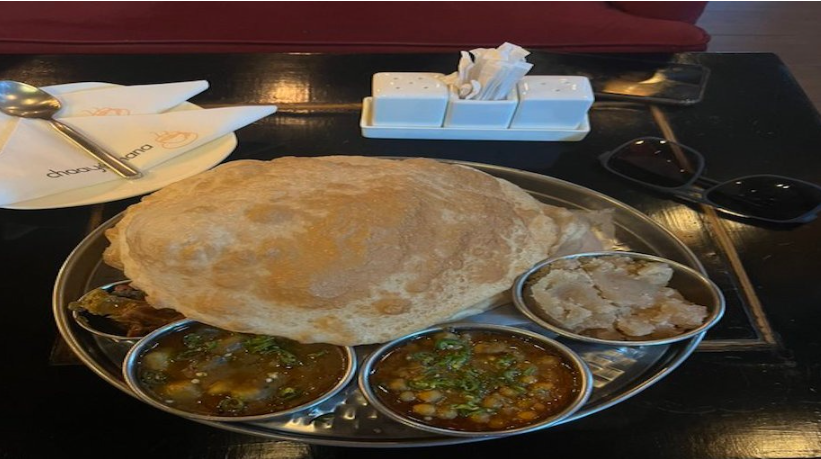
[444,87,518,128]
[362,73,593,141]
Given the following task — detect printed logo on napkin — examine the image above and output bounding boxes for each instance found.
[0,81,276,206]
[85,107,132,116]
[155,131,199,149]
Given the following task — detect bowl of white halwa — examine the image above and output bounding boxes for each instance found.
[512,252,725,346]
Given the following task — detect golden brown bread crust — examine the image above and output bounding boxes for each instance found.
[103,156,587,345]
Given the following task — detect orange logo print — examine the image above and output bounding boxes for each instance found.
[83,107,131,116]
[154,131,199,149]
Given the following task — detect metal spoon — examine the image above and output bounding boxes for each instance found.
[0,80,142,179]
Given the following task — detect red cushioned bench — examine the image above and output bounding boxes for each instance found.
[0,1,709,54]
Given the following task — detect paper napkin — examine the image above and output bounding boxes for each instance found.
[47,80,210,117]
[0,81,276,206]
[442,42,534,101]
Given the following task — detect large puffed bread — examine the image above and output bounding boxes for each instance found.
[104,156,584,345]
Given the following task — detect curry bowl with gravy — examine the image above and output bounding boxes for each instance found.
[123,319,357,422]
[358,323,592,437]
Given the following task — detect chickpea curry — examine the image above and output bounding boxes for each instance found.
[136,323,349,417]
[372,330,581,432]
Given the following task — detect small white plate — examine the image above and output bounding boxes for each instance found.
[2,83,237,210]
[360,97,590,142]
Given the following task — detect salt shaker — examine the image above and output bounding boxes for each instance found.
[510,76,594,129]
[371,73,449,127]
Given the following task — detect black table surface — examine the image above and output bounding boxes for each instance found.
[1,52,820,459]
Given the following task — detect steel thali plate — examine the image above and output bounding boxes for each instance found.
[53,160,705,447]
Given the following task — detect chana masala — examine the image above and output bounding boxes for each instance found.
[371,330,582,432]
[136,323,349,417]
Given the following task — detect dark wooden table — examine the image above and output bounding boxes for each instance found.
[1,52,820,459]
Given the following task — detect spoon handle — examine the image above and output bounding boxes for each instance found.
[49,120,143,179]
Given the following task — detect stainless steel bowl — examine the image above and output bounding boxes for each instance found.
[70,280,142,343]
[358,322,593,438]
[123,319,358,422]
[512,251,725,346]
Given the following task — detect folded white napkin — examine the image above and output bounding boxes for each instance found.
[48,80,210,117]
[0,81,276,206]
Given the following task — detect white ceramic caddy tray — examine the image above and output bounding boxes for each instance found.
[360,98,590,141]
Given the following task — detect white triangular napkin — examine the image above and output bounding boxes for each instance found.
[0,81,211,147]
[47,80,210,117]
[0,105,275,205]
